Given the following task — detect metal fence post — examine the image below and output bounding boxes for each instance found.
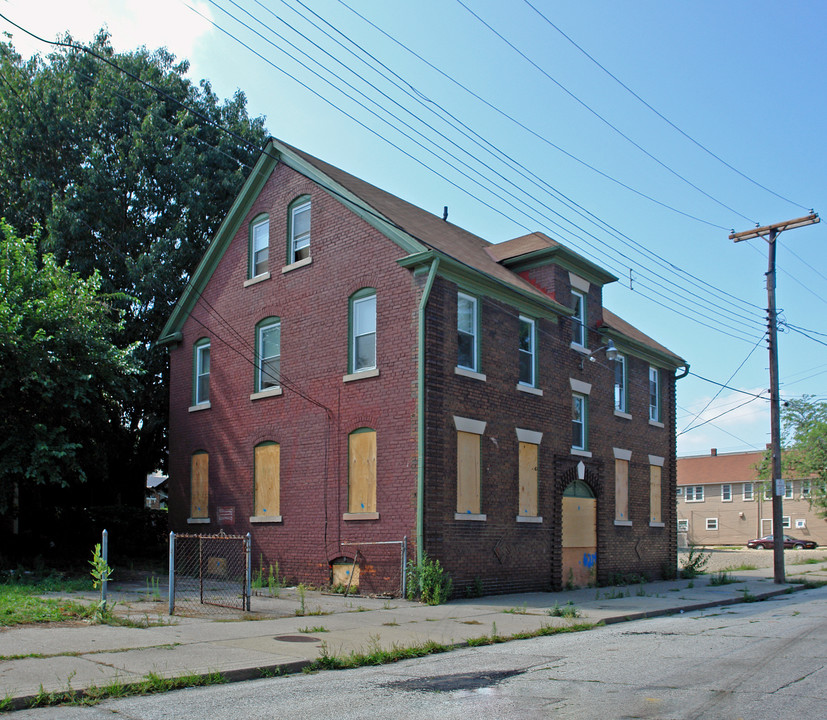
[401,535,407,599]
[245,532,252,612]
[168,531,175,615]
[101,529,108,613]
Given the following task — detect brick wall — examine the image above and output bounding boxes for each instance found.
[167,162,419,590]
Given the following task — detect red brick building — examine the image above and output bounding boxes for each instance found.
[159,138,687,595]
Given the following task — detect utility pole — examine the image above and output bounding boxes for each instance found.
[730,213,819,584]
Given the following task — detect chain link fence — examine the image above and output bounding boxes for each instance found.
[168,532,250,615]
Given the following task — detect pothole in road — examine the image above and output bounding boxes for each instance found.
[384,669,526,692]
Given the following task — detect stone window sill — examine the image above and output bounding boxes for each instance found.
[649,522,665,528]
[571,448,592,458]
[281,257,312,274]
[516,515,543,523]
[570,342,590,355]
[455,367,487,382]
[250,387,282,401]
[343,368,379,383]
[250,515,282,523]
[649,419,665,428]
[517,384,543,396]
[244,272,270,288]
[187,517,210,524]
[614,520,633,527]
[343,512,380,521]
[189,402,211,412]
[614,410,632,420]
[454,512,486,521]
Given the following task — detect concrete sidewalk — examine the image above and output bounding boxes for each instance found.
[3,560,827,711]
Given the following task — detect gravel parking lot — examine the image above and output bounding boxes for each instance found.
[678,547,827,573]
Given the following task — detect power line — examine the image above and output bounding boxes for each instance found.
[520,0,811,213]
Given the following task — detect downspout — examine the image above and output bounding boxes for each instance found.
[417,258,440,567]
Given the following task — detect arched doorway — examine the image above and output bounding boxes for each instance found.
[561,479,596,587]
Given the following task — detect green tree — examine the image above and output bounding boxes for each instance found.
[0,222,139,514]
[0,30,267,511]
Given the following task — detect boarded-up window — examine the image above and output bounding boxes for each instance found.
[650,464,662,523]
[457,431,481,514]
[348,429,376,513]
[615,459,629,522]
[191,452,209,518]
[254,443,280,517]
[518,442,538,516]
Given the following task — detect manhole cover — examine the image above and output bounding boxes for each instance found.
[273,635,320,643]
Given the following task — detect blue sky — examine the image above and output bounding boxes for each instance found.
[3,0,824,456]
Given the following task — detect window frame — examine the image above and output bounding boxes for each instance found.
[193,339,211,406]
[677,518,689,532]
[614,353,627,413]
[571,289,586,347]
[784,480,793,499]
[649,366,661,422]
[801,480,811,498]
[518,315,536,387]
[685,485,704,502]
[249,214,269,278]
[706,517,718,531]
[782,516,791,529]
[457,292,480,372]
[721,483,732,502]
[252,441,280,521]
[572,393,587,451]
[287,196,311,264]
[349,289,377,374]
[615,458,629,523]
[255,318,281,393]
[454,416,486,520]
[743,482,754,501]
[189,451,209,521]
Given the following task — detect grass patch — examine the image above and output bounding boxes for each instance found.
[298,625,328,633]
[382,619,399,626]
[723,563,758,572]
[0,583,93,626]
[790,556,827,566]
[547,601,581,618]
[503,602,528,615]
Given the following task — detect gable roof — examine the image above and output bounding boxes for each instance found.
[677,450,764,486]
[158,138,686,371]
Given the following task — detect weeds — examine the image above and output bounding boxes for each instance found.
[680,546,710,578]
[144,576,161,602]
[740,587,757,602]
[298,625,328,633]
[547,601,581,619]
[465,577,484,599]
[708,571,737,586]
[89,543,113,623]
[296,583,307,616]
[503,602,528,615]
[405,555,453,605]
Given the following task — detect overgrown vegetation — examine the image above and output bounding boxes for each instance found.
[547,601,581,618]
[252,557,283,597]
[405,555,453,605]
[708,571,737,586]
[680,546,711,578]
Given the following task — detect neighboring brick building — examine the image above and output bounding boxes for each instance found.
[677,449,826,547]
[158,138,687,595]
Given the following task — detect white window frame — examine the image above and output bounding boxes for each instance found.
[195,341,210,405]
[795,518,806,529]
[706,517,718,531]
[572,393,587,451]
[801,480,811,498]
[351,292,377,373]
[571,290,586,347]
[685,485,704,502]
[256,320,281,392]
[676,487,683,497]
[649,366,660,422]
[518,315,536,387]
[614,353,627,413]
[743,482,754,501]
[784,480,793,499]
[250,217,269,278]
[289,199,311,263]
[782,516,791,529]
[721,483,732,502]
[677,519,689,532]
[457,292,479,372]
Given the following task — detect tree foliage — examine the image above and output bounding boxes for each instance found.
[0,30,267,513]
[0,222,139,512]
[780,396,827,513]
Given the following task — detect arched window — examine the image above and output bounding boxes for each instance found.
[255,317,281,392]
[249,214,269,278]
[287,196,311,264]
[347,428,376,515]
[253,442,280,520]
[349,288,376,373]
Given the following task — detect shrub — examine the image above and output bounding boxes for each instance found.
[680,546,710,578]
[405,555,453,605]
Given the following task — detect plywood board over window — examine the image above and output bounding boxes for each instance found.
[348,430,376,513]
[254,443,280,517]
[457,430,481,514]
[650,465,662,524]
[191,452,209,518]
[518,442,538,516]
[615,458,629,523]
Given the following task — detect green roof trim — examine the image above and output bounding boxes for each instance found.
[501,246,617,286]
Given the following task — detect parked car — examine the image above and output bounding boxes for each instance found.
[746,534,818,550]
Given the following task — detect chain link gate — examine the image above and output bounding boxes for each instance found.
[168,531,251,615]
